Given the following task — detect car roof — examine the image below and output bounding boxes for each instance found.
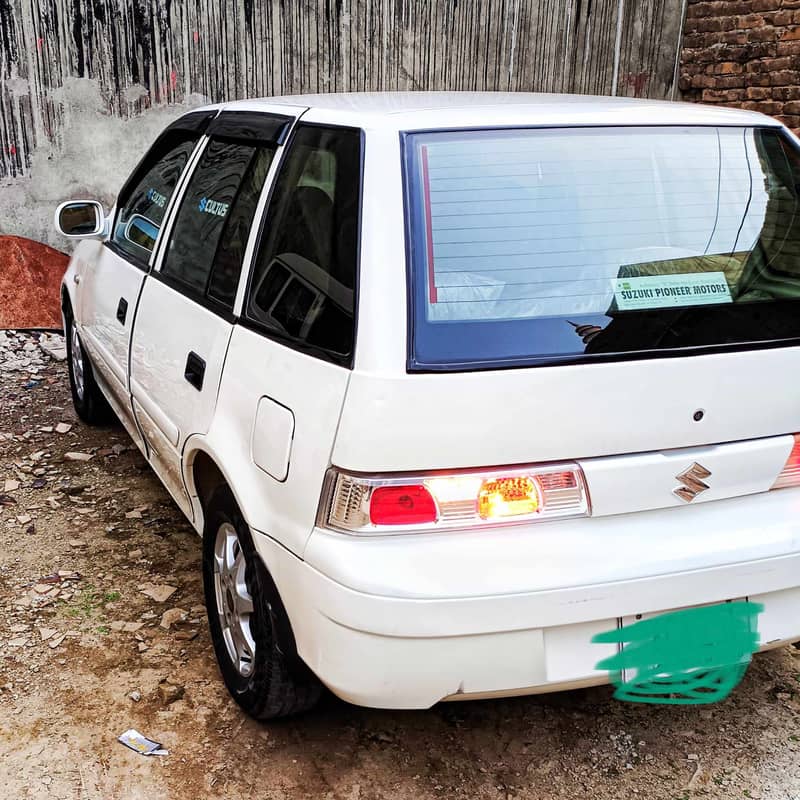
[199,91,781,132]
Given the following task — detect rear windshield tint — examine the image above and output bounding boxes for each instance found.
[404,125,800,370]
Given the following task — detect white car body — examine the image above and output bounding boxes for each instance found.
[59,92,800,709]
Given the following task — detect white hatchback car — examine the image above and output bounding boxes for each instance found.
[56,92,800,718]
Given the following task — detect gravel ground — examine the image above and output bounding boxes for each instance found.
[2,330,800,800]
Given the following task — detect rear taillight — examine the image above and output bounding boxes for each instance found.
[321,463,590,534]
[772,433,800,489]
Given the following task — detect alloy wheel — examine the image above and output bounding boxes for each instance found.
[213,522,256,677]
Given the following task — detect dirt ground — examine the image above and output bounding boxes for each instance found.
[1,331,800,800]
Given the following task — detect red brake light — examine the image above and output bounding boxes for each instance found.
[369,485,438,525]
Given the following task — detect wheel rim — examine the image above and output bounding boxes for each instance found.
[213,522,256,677]
[70,324,85,401]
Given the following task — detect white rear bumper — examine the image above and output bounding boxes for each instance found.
[253,490,800,709]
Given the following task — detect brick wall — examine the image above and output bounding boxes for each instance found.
[680,0,800,131]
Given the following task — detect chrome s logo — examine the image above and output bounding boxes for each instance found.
[673,462,712,503]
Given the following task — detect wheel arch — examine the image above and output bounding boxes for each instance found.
[187,440,313,683]
[184,440,254,538]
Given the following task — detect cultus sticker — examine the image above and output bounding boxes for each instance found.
[198,197,229,217]
[146,188,167,208]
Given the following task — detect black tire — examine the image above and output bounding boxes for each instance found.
[202,484,323,719]
[65,311,114,425]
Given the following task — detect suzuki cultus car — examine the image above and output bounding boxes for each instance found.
[55,93,800,718]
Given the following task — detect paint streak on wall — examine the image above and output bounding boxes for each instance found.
[1,0,686,174]
[0,0,685,243]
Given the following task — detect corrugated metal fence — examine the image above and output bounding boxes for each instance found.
[0,0,686,178]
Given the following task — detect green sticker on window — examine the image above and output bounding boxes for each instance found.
[592,601,762,705]
[613,272,732,311]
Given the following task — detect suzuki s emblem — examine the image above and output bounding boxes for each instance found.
[673,462,712,503]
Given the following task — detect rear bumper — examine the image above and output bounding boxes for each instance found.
[253,490,800,709]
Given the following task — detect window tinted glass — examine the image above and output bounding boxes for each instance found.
[406,126,800,370]
[246,125,361,362]
[111,134,197,265]
[207,147,274,307]
[161,140,273,305]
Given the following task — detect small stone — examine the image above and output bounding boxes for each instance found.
[137,641,149,653]
[175,629,198,641]
[16,515,32,525]
[68,539,86,548]
[10,624,30,633]
[687,754,699,761]
[160,608,188,630]
[48,634,67,649]
[157,680,185,705]
[64,452,93,462]
[55,423,72,434]
[33,583,52,594]
[3,479,19,492]
[39,426,54,433]
[123,622,144,633]
[141,584,178,603]
[129,690,141,702]
[8,637,28,647]
[128,549,144,560]
[38,628,57,642]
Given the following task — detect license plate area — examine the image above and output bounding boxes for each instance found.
[608,597,760,704]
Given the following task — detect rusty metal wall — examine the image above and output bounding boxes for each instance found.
[0,0,686,180]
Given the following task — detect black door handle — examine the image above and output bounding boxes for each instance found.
[184,351,206,391]
[116,297,128,325]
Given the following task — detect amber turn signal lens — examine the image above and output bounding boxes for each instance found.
[478,476,540,519]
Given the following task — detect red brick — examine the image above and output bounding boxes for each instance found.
[771,85,800,98]
[745,85,773,97]
[702,88,746,100]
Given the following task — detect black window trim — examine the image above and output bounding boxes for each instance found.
[205,110,293,146]
[238,120,365,370]
[145,112,303,322]
[104,112,217,271]
[149,140,262,321]
[400,122,800,373]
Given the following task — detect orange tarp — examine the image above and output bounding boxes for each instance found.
[0,236,69,329]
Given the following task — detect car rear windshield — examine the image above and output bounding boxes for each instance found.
[404,125,800,370]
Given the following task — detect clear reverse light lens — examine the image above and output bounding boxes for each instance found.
[772,433,800,490]
[321,463,590,535]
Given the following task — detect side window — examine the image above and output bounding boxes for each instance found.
[111,134,198,266]
[245,125,361,362]
[160,140,275,309]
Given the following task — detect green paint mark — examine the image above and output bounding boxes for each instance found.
[592,601,763,705]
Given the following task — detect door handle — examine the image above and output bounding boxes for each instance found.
[184,351,206,391]
[116,297,128,325]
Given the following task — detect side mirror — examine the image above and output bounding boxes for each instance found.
[124,214,159,253]
[54,200,106,239]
